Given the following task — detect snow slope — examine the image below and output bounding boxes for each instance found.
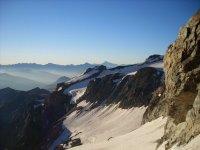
[64,104,146,144]
[69,117,167,150]
[60,114,199,150]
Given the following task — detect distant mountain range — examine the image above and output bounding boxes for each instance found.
[0,61,117,79]
[0,62,117,91]
[0,73,46,91]
[0,61,118,71]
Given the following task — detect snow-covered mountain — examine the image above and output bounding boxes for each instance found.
[57,54,163,95]
[47,54,164,149]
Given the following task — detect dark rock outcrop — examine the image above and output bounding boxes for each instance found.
[41,91,73,149]
[107,67,164,108]
[84,65,107,75]
[44,91,72,124]
[0,87,74,150]
[78,73,123,106]
[0,87,50,150]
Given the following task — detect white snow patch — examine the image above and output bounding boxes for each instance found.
[63,79,91,95]
[127,71,137,76]
[58,87,62,91]
[69,88,86,103]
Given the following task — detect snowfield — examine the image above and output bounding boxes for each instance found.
[64,104,147,144]
[69,117,167,150]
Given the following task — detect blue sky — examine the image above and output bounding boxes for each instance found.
[0,0,199,65]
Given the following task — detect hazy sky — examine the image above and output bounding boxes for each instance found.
[0,0,199,65]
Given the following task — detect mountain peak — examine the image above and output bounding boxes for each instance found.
[84,65,107,75]
[145,54,163,64]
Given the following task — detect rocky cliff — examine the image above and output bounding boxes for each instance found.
[143,10,200,149]
[163,10,200,149]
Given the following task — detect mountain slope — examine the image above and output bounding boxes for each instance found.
[0,87,50,149]
[48,55,164,149]
[69,117,167,150]
[0,73,46,91]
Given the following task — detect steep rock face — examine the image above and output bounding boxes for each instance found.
[44,91,72,123]
[142,85,167,123]
[143,11,200,149]
[41,91,72,149]
[162,11,200,149]
[107,67,164,108]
